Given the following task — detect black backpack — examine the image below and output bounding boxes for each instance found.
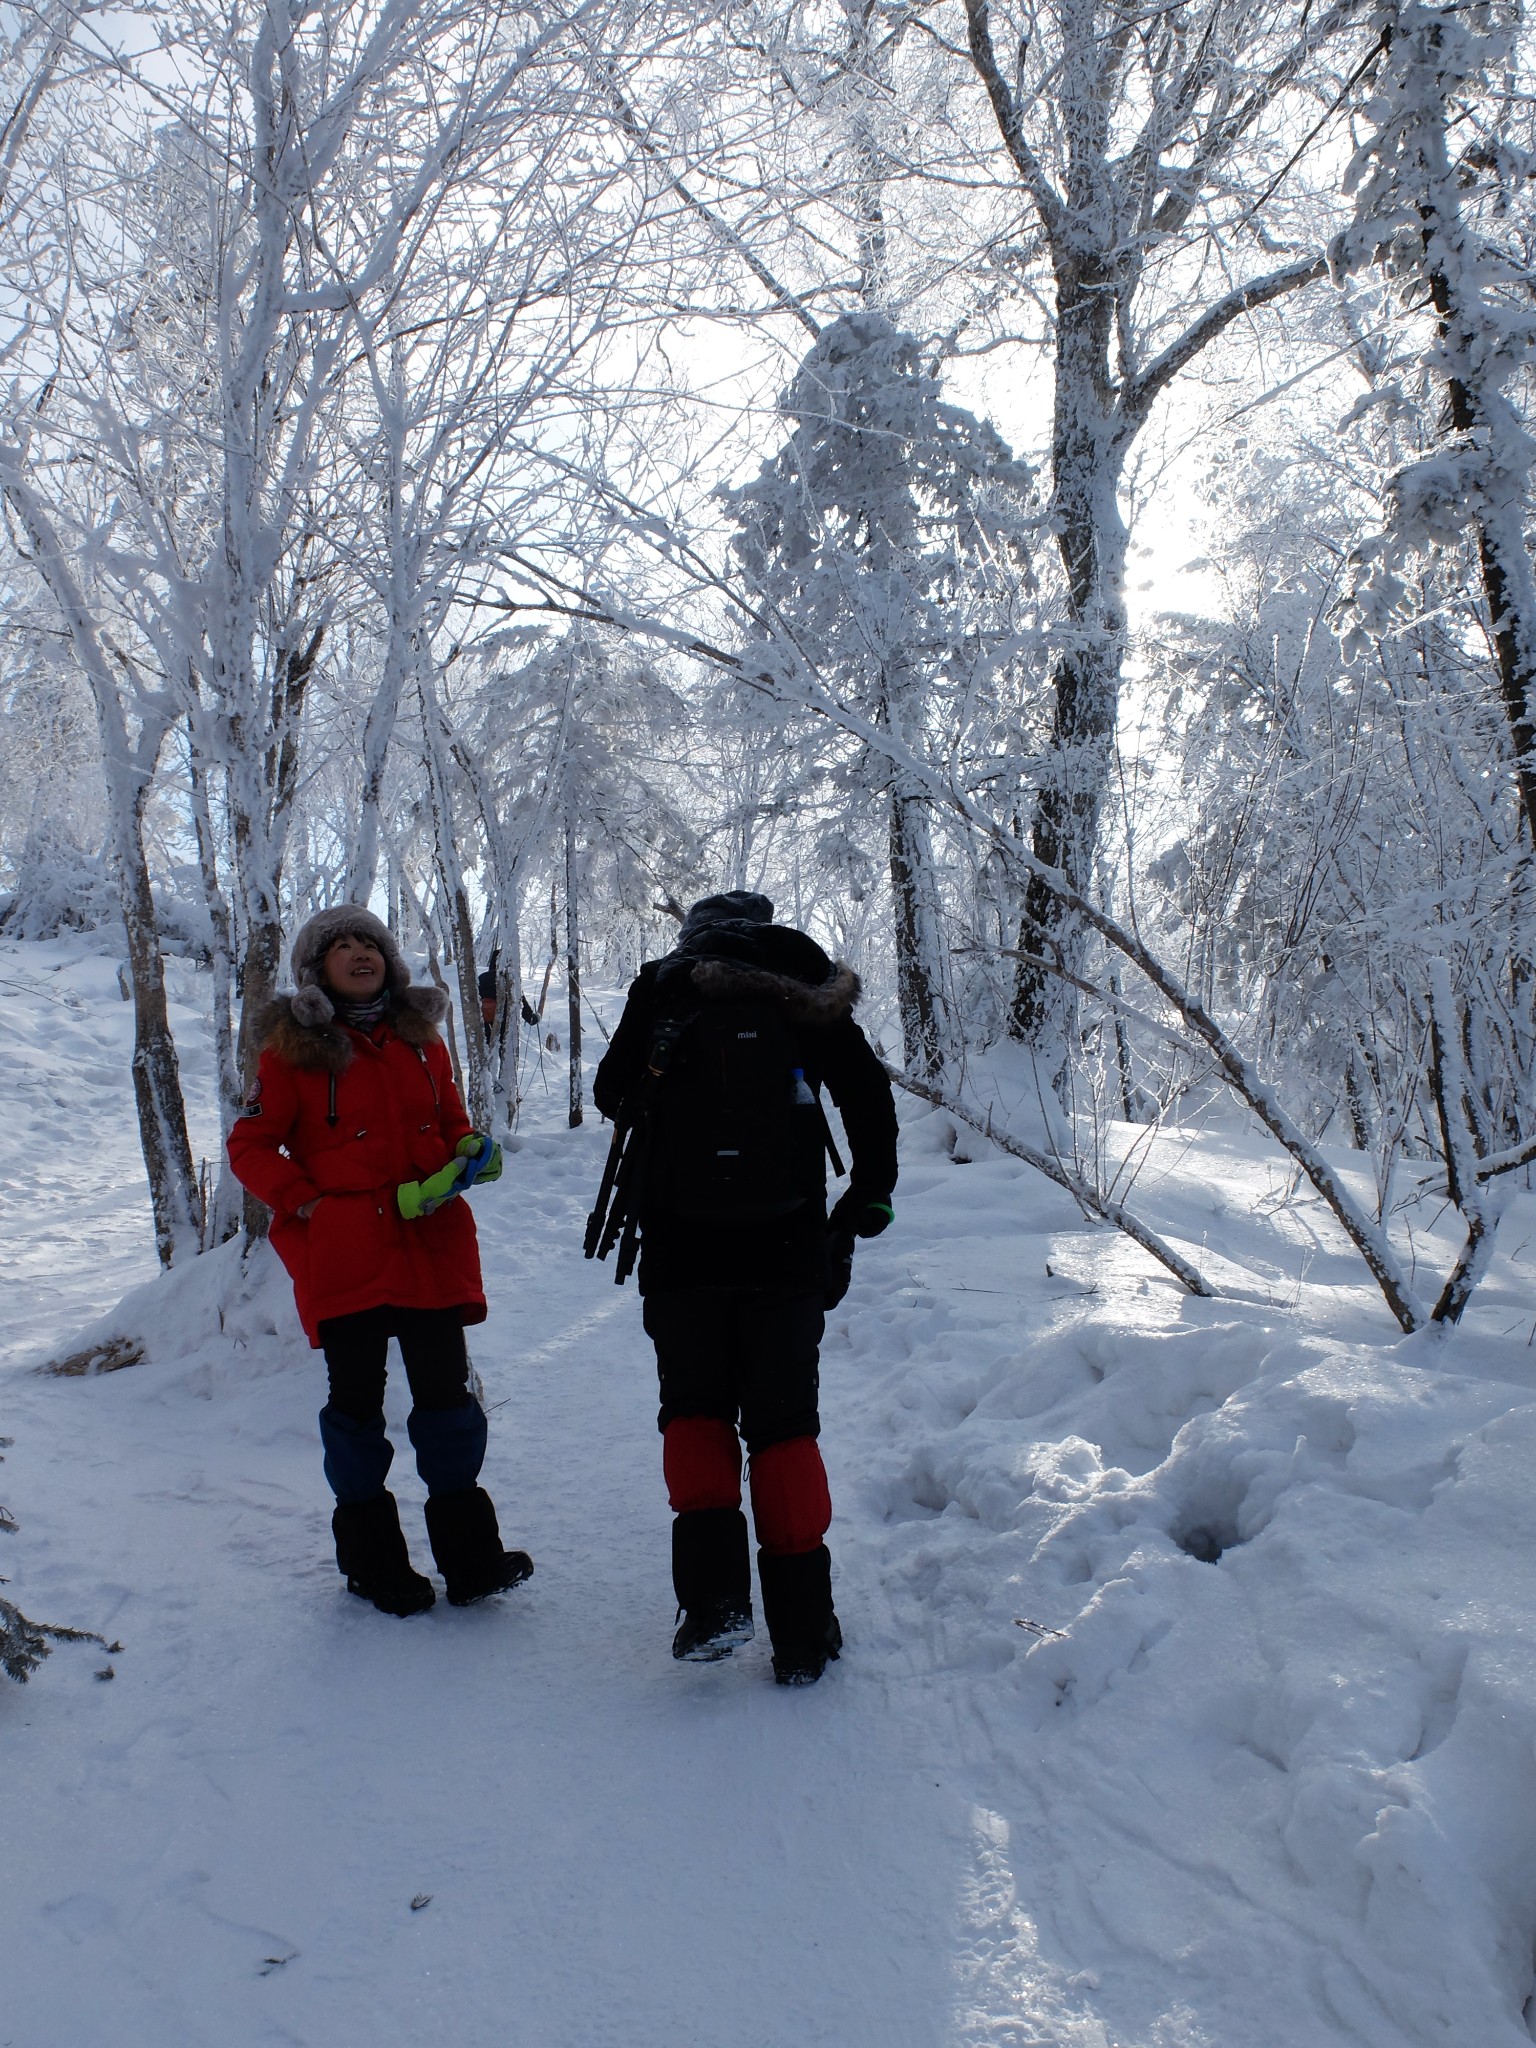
[643,996,833,1219]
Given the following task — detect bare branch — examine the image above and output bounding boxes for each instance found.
[961,0,1065,240]
[888,1066,1214,1297]
[1118,254,1329,440]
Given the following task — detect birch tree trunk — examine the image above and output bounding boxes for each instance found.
[888,786,945,1078]
[230,630,325,1101]
[420,668,489,1127]
[187,723,244,1244]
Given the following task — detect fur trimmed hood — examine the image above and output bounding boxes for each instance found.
[688,956,860,1027]
[259,985,450,1073]
[656,916,861,1027]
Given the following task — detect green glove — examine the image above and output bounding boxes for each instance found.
[397,1156,468,1221]
[456,1132,503,1184]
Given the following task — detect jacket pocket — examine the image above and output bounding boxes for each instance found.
[306,1189,384,1293]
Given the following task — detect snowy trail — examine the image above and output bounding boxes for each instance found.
[1,1084,979,2047]
[10,936,1536,2047]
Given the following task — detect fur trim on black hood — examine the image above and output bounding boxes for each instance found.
[659,919,860,1026]
[259,985,450,1073]
[688,956,860,1026]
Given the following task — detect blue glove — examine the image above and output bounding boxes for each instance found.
[456,1132,502,1187]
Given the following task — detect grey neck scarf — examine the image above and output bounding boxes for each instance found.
[332,991,390,1032]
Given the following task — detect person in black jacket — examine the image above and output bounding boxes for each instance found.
[477,947,538,1038]
[592,890,898,1684]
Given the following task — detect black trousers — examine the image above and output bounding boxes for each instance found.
[315,1306,484,1505]
[642,1287,824,1455]
[318,1305,472,1420]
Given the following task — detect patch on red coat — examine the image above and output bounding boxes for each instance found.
[239,1078,263,1117]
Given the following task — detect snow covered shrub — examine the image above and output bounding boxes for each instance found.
[0,818,116,938]
[1153,532,1529,1167]
[1138,392,1535,1320]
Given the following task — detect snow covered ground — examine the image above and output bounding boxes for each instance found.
[5,932,1536,2047]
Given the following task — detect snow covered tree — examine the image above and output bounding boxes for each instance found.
[955,0,1371,1042]
[725,311,1040,1075]
[1332,0,1536,846]
[0,0,683,1245]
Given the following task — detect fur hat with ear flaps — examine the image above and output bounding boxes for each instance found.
[286,905,449,1029]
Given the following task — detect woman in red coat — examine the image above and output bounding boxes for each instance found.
[227,906,533,1616]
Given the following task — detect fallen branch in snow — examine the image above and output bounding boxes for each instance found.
[38,1335,145,1377]
[886,1068,1214,1299]
[2,1437,122,1680]
[0,1596,115,1683]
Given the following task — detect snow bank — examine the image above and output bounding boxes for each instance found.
[34,1233,305,1385]
[833,1086,1536,2044]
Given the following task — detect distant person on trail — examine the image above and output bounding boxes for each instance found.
[587,890,897,1685]
[226,906,533,1618]
[477,947,538,1039]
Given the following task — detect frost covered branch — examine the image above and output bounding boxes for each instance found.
[519,582,1428,1332]
[887,1066,1213,1298]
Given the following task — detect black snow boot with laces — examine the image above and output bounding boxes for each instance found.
[332,1492,436,1616]
[424,1486,534,1605]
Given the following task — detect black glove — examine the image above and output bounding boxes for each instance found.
[824,1239,854,1310]
[828,1189,894,1239]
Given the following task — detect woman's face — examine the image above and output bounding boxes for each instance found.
[322,933,387,1000]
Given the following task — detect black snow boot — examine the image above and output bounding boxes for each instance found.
[671,1507,754,1662]
[424,1487,534,1606]
[332,1492,436,1617]
[758,1545,841,1686]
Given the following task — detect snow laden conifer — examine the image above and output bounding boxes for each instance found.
[1333,1,1536,843]
[723,312,1041,1077]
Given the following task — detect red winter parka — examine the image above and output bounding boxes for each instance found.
[227,993,485,1346]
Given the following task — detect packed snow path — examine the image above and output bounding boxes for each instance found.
[6,938,1536,2046]
[2,1184,961,2045]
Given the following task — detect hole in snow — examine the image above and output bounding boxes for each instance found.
[1175,1520,1241,1564]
